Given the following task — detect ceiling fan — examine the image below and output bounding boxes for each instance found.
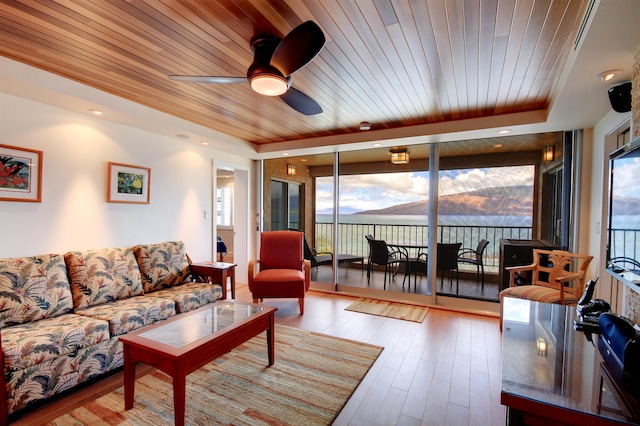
[169,21,325,115]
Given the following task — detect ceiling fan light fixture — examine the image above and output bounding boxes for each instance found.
[250,73,289,96]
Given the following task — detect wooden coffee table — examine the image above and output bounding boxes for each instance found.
[119,301,277,426]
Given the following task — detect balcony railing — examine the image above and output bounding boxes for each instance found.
[314,222,533,272]
[609,228,640,263]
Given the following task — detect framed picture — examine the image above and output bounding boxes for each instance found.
[0,144,43,202]
[107,162,151,204]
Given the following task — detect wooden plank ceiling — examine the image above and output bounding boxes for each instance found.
[0,0,585,146]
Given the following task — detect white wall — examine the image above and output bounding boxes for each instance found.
[0,92,253,263]
[587,109,632,306]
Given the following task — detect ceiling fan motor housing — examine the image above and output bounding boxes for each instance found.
[247,37,291,95]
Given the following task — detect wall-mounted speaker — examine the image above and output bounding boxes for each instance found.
[608,82,632,113]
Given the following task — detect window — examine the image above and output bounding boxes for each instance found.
[270,180,301,230]
[216,186,233,227]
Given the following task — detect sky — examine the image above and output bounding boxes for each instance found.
[612,156,640,199]
[316,165,535,213]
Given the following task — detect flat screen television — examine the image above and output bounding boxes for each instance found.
[606,135,640,283]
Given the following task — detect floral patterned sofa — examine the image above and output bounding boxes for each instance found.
[0,241,223,422]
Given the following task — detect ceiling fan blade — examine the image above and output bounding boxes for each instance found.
[270,21,325,77]
[280,87,322,115]
[168,75,248,84]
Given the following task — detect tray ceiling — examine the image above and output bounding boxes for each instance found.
[0,0,590,149]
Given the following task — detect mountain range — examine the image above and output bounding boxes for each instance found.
[354,185,534,216]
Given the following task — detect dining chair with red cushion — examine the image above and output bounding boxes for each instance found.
[248,230,311,314]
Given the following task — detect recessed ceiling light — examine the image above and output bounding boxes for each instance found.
[200,141,209,146]
[494,143,503,148]
[300,159,307,162]
[597,70,618,82]
[373,143,381,147]
[359,121,372,131]
[89,109,103,115]
[176,134,190,139]
[282,152,289,156]
[498,129,510,134]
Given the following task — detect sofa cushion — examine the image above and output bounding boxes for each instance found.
[73,295,176,336]
[4,338,122,416]
[0,254,73,327]
[1,313,109,370]
[133,241,192,292]
[145,282,222,313]
[65,247,144,309]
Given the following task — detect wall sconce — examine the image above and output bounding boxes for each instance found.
[390,146,410,164]
[286,164,296,175]
[543,145,555,162]
[537,337,547,356]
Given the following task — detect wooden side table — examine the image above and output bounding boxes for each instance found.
[190,261,237,299]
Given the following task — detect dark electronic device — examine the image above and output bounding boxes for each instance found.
[578,277,599,306]
[598,313,640,396]
[608,82,632,113]
[574,278,610,332]
[579,299,611,316]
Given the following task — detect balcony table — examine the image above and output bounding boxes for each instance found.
[387,243,428,287]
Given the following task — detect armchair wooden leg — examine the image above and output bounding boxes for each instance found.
[253,298,258,304]
[298,298,304,315]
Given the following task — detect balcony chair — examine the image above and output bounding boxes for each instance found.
[436,242,462,293]
[457,239,489,289]
[608,256,640,273]
[291,228,364,273]
[248,230,311,314]
[499,249,593,330]
[366,237,408,289]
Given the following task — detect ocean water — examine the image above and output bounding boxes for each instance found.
[316,213,532,227]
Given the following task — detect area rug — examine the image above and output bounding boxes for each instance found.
[45,325,383,426]
[345,298,429,322]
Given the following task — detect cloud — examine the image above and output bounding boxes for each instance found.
[613,157,640,199]
[316,166,534,212]
[439,166,534,196]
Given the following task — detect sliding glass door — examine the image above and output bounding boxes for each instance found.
[262,133,564,309]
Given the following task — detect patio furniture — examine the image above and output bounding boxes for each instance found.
[387,242,429,288]
[366,237,409,289]
[292,228,364,271]
[436,243,462,292]
[499,249,593,330]
[248,230,311,314]
[457,239,489,289]
[608,256,640,273]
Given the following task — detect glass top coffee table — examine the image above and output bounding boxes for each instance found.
[119,300,277,426]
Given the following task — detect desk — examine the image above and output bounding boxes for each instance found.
[190,261,237,299]
[501,298,639,425]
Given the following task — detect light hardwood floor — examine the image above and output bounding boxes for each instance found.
[10,285,505,426]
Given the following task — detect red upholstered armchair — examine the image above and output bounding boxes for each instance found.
[248,230,311,314]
